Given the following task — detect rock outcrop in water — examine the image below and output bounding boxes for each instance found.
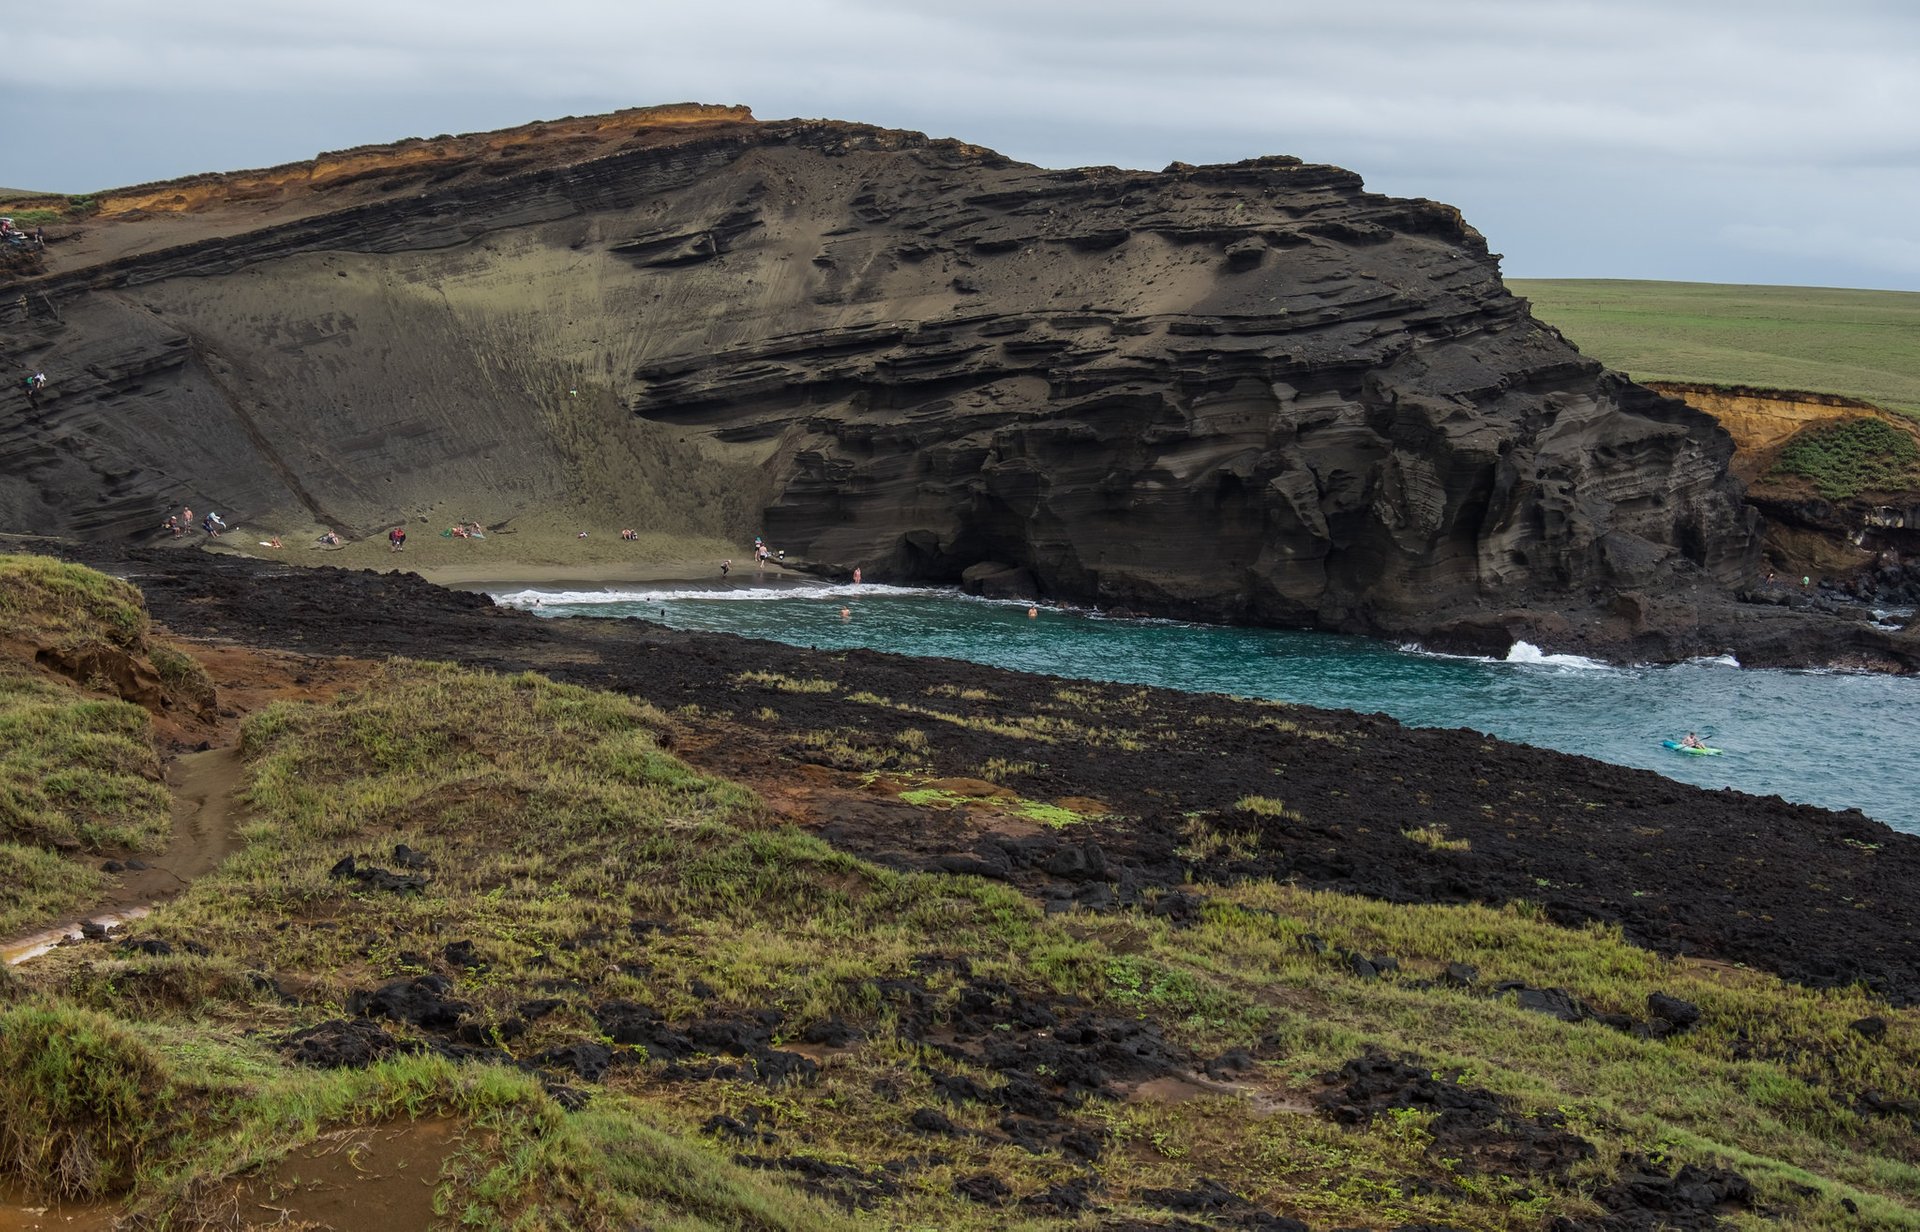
[5,103,1902,661]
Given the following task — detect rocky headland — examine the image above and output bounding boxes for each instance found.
[4,104,1910,669]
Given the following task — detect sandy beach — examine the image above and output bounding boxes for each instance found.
[418,559,812,593]
[195,515,821,593]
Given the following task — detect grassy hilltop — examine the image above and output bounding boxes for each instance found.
[2,556,1917,1229]
[1510,280,1920,416]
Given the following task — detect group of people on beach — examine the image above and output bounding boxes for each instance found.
[160,498,357,549]
[161,506,226,538]
[722,537,793,577]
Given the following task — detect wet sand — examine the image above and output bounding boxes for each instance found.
[408,559,808,592]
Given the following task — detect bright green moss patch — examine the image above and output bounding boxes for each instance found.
[899,783,1103,826]
[1769,416,1920,500]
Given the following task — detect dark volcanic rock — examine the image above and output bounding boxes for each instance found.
[1318,1052,1594,1179]
[1562,1152,1754,1231]
[531,1042,613,1083]
[54,547,1920,1005]
[734,1154,904,1211]
[1643,991,1701,1038]
[348,974,471,1030]
[280,1017,424,1068]
[0,107,1794,658]
[328,854,429,894]
[1849,1015,1889,1041]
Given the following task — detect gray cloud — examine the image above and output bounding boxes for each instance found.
[8,0,1919,289]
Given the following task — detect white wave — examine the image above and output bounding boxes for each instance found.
[493,582,942,607]
[1504,641,1614,671]
[1395,641,1500,664]
[1686,653,1742,668]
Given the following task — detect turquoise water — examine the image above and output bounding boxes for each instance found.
[497,581,1920,835]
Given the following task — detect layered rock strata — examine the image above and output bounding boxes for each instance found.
[0,106,1771,644]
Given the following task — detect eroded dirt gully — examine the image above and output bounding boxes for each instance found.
[2,644,374,965]
[30,545,1913,1010]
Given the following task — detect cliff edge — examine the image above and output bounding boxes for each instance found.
[6,104,1899,664]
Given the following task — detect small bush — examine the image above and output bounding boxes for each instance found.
[1402,824,1471,852]
[735,671,837,694]
[0,1004,176,1198]
[1769,417,1920,500]
[149,643,215,710]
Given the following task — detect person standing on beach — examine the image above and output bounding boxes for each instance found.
[389,526,407,552]
[721,559,731,577]
[853,566,862,585]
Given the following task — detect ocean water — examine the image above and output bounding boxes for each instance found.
[495,581,1920,835]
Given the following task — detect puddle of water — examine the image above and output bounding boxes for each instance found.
[0,1183,117,1232]
[3,909,151,967]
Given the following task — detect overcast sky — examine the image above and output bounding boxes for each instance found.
[8,1,1919,290]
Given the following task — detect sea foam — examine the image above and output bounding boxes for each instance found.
[1505,641,1613,671]
[494,582,934,606]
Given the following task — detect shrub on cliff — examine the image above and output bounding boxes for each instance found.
[1769,416,1920,500]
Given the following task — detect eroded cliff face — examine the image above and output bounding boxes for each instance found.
[0,106,1759,637]
[1645,382,1886,466]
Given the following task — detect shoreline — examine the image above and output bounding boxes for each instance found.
[102,545,1920,1007]
[191,525,826,593]
[399,560,814,592]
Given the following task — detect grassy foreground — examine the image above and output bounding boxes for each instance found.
[1,561,1916,1228]
[0,556,200,936]
[1510,280,1920,416]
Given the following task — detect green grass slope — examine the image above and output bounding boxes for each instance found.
[1510,279,1920,416]
[0,557,185,935]
[2,564,1916,1228]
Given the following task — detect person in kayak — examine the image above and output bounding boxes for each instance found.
[1680,732,1705,749]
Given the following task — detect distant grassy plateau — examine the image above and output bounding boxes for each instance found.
[1510,280,1920,416]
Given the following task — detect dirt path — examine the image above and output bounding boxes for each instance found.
[2,746,246,966]
[3,641,376,968]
